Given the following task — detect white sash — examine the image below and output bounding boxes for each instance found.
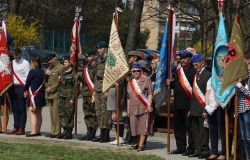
[130,79,150,107]
[83,66,94,93]
[178,68,192,98]
[193,75,205,106]
[28,80,44,108]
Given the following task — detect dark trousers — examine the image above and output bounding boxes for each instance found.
[207,107,225,155]
[9,86,27,129]
[229,118,247,160]
[192,116,210,154]
[173,109,194,152]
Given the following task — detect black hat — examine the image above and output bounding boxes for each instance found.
[97,41,108,48]
[46,54,56,62]
[179,51,193,58]
[86,49,96,57]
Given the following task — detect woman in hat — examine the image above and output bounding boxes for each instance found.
[127,63,153,151]
[24,55,46,137]
[56,58,76,139]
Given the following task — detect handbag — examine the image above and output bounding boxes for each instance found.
[125,118,133,143]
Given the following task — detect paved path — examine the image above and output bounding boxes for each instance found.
[0,98,199,160]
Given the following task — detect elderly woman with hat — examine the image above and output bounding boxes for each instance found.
[127,63,153,151]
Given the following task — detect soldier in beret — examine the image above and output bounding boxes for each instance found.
[92,41,112,143]
[77,49,98,141]
[44,54,64,138]
[56,58,76,139]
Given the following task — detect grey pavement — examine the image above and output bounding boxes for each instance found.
[1,98,200,160]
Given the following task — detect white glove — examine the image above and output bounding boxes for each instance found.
[205,105,216,115]
[235,82,242,88]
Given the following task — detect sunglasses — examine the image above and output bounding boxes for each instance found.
[132,70,141,73]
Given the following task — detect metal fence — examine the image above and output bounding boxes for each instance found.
[37,29,97,52]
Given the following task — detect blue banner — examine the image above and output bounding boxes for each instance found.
[211,12,235,108]
[153,20,169,106]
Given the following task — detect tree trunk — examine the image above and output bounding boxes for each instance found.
[8,0,22,15]
[124,0,144,54]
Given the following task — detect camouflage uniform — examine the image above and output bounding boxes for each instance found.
[80,62,98,129]
[94,56,112,129]
[57,68,76,139]
[92,55,112,143]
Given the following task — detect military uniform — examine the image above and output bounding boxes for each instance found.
[78,60,98,141]
[92,41,112,143]
[57,68,76,139]
[45,61,64,137]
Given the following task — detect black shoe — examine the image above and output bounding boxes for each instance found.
[49,134,58,138]
[171,149,185,154]
[26,133,41,137]
[57,128,67,139]
[85,129,96,141]
[78,128,92,141]
[45,134,52,137]
[198,153,210,159]
[92,129,104,142]
[188,153,201,157]
[63,128,73,139]
[182,151,194,156]
[99,129,110,143]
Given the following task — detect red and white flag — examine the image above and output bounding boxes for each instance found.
[0,20,12,96]
[70,16,82,64]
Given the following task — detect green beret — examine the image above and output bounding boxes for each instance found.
[86,49,96,57]
[97,41,108,48]
[128,51,141,57]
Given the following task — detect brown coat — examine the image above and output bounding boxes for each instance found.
[127,76,152,115]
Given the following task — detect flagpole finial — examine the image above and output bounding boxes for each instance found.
[75,6,82,17]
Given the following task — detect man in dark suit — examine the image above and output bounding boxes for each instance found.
[168,51,196,156]
[188,54,210,159]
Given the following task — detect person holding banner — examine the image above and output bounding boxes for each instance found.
[235,52,250,160]
[127,63,153,152]
[205,78,226,160]
[77,49,98,141]
[0,96,9,133]
[24,55,45,137]
[167,51,195,156]
[44,54,64,138]
[188,54,210,159]
[7,47,30,135]
[92,41,112,143]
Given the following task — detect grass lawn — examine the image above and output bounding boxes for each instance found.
[0,137,165,160]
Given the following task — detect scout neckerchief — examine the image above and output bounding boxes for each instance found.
[177,67,192,99]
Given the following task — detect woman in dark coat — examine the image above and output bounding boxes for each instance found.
[24,55,46,137]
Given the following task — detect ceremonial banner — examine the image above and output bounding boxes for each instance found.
[70,16,82,64]
[102,13,129,92]
[211,12,234,108]
[153,9,175,106]
[0,20,12,96]
[222,15,248,91]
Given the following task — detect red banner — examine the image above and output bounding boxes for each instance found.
[70,17,81,64]
[0,20,12,96]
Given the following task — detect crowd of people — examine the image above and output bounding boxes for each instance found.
[0,42,250,159]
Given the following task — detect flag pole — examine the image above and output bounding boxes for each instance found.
[232,14,240,160]
[3,92,7,134]
[166,6,173,155]
[114,8,120,147]
[74,6,81,140]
